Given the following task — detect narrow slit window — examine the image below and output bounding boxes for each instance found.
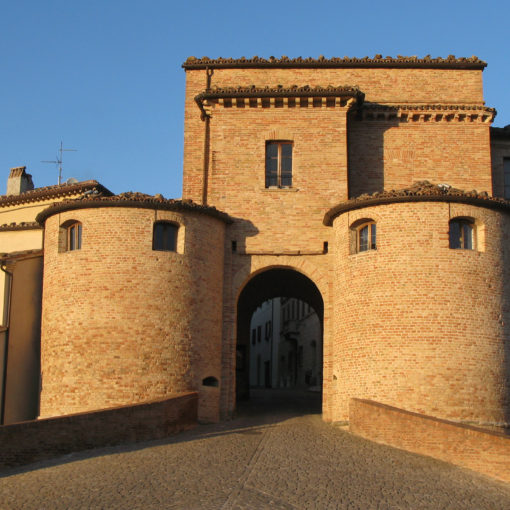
[67,222,82,251]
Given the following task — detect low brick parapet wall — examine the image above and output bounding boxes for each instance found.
[0,392,198,471]
[349,398,510,483]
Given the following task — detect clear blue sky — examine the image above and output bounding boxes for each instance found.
[1,0,509,197]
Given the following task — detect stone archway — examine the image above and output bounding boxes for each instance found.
[235,267,324,413]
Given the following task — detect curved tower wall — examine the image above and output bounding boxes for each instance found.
[40,206,225,422]
[331,201,510,425]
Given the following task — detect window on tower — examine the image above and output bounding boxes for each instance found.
[265,141,293,188]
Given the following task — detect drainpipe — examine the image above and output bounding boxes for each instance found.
[201,67,213,205]
[0,260,12,425]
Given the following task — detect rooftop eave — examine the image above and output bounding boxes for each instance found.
[35,194,232,225]
[324,183,510,225]
[0,181,113,208]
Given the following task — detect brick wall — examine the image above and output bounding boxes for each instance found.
[349,120,492,197]
[349,398,510,483]
[331,201,510,425]
[40,206,225,422]
[183,66,487,205]
[0,392,197,471]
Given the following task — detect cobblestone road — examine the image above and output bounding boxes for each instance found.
[1,390,510,509]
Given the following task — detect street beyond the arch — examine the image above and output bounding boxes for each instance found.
[1,390,509,510]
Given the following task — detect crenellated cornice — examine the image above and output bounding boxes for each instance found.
[195,85,364,118]
[183,55,486,70]
[358,103,496,123]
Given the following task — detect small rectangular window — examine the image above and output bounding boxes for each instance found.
[449,219,475,250]
[153,222,177,251]
[265,141,293,188]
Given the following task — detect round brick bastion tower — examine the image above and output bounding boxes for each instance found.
[324,182,510,427]
[36,192,230,423]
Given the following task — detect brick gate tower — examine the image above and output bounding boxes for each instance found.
[29,55,510,426]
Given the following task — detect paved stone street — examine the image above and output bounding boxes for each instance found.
[1,390,510,509]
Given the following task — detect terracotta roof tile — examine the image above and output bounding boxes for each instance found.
[324,181,510,225]
[183,55,487,70]
[0,221,41,231]
[0,180,113,208]
[35,193,232,224]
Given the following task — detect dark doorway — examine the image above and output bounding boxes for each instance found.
[236,268,324,414]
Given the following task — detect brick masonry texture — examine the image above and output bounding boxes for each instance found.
[331,201,510,424]
[0,393,197,470]
[40,207,225,422]
[349,398,510,483]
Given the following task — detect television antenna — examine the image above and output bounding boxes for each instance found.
[41,141,77,185]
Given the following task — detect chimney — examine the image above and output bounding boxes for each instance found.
[6,167,34,196]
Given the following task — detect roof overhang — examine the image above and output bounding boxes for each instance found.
[36,194,232,225]
[324,183,510,226]
[183,55,487,70]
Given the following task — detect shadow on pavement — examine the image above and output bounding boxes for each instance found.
[1,388,322,478]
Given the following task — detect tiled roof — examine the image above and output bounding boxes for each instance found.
[0,180,113,208]
[0,221,41,231]
[35,192,232,224]
[183,55,487,70]
[196,85,363,99]
[324,181,510,225]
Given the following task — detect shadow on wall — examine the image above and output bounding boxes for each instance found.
[227,217,259,255]
[348,107,400,198]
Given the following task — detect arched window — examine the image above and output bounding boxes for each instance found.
[350,219,377,253]
[153,222,178,251]
[59,221,82,252]
[449,218,475,250]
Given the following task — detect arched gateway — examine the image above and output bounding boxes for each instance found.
[235,268,324,406]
